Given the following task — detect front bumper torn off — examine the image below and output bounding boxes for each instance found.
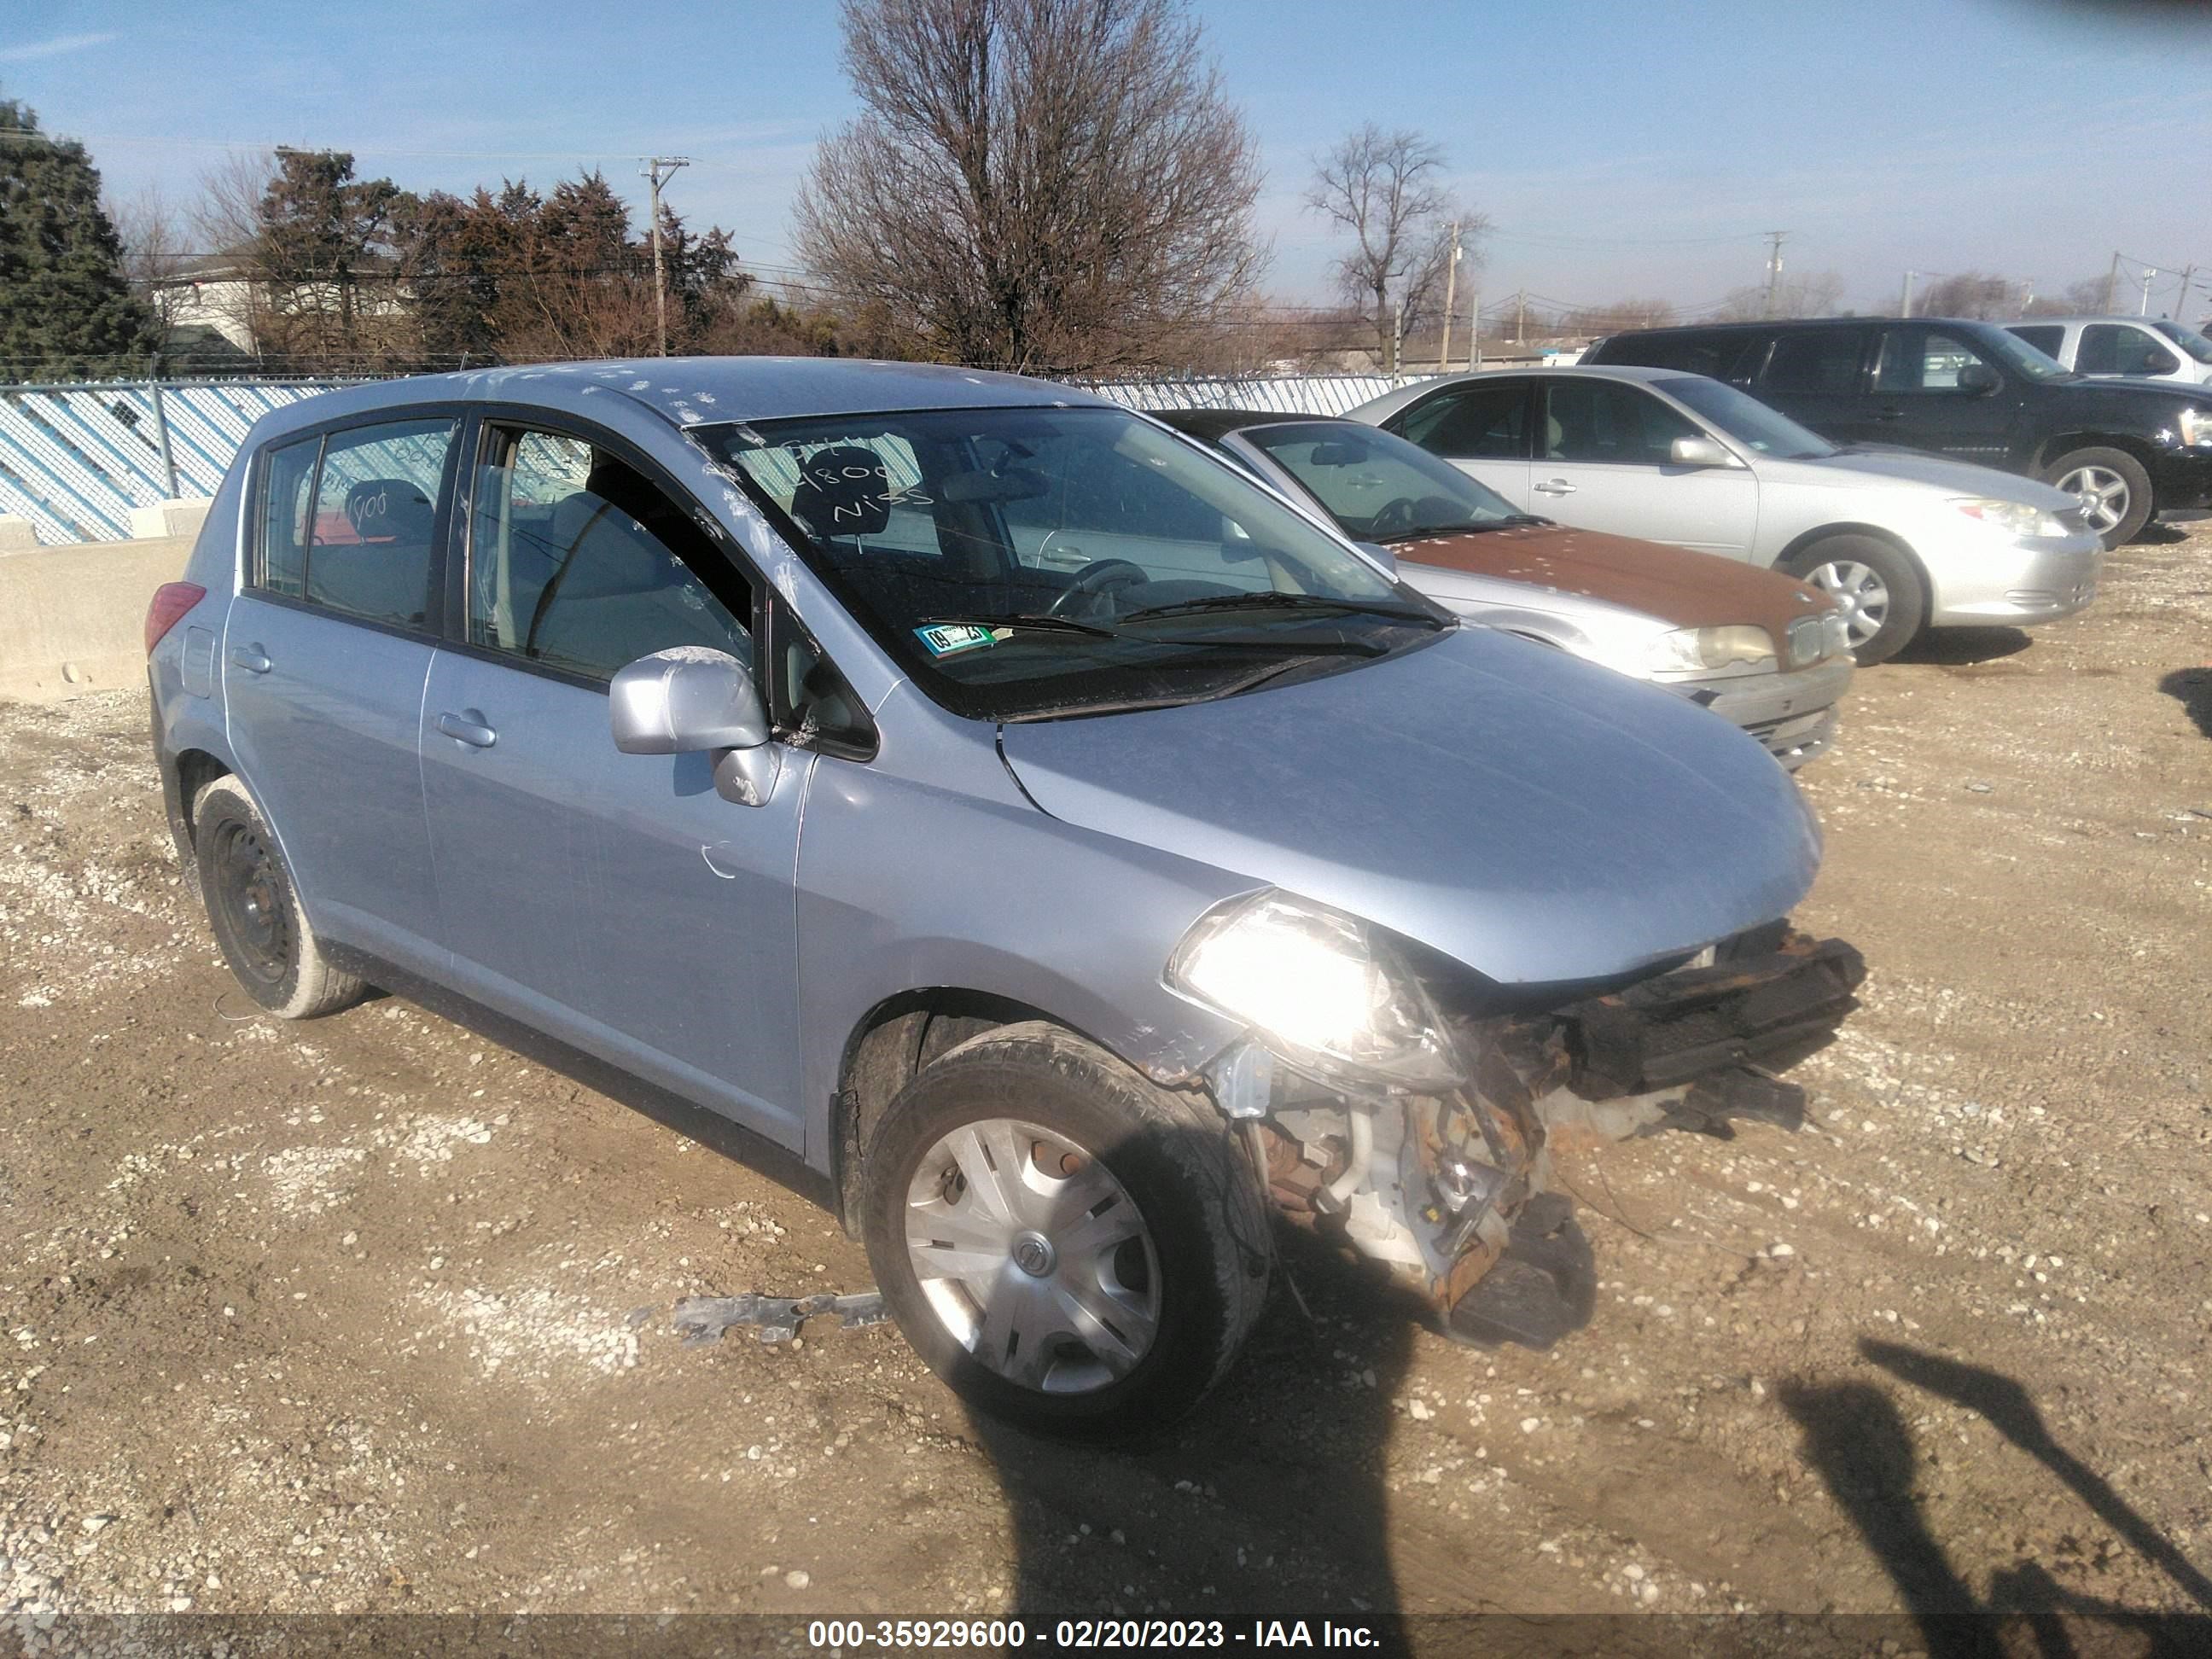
[1378,928,1862,1349]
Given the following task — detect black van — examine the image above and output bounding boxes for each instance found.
[1582,317,2212,545]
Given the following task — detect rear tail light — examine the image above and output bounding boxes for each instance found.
[145,583,207,655]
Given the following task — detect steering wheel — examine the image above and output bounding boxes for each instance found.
[1368,497,1423,538]
[1047,557,1150,619]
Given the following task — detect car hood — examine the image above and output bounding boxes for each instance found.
[1798,448,2078,507]
[1389,523,1833,639]
[997,629,1823,987]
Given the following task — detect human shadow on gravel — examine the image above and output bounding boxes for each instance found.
[961,1218,1416,1627]
[1779,1342,2212,1659]
[2159,667,2212,740]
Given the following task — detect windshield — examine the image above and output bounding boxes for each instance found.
[1655,376,1837,459]
[1969,323,2073,382]
[2151,319,2212,364]
[703,406,1446,722]
[1233,420,1522,541]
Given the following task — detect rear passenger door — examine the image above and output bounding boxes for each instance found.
[1528,378,1760,557]
[1378,377,1534,505]
[222,412,459,976]
[1745,325,1876,443]
[418,419,811,1148]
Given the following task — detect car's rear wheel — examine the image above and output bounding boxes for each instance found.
[859,1021,1270,1441]
[192,776,367,1020]
[2042,446,2151,548]
[1783,534,1925,665]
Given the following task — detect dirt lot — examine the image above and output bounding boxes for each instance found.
[2,525,2209,1628]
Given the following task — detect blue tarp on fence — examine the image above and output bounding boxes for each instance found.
[0,371,1427,545]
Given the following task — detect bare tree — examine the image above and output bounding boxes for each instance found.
[1305,125,1483,373]
[1912,271,2016,321]
[1558,297,1679,337]
[108,183,189,344]
[1712,269,1845,323]
[795,0,1266,372]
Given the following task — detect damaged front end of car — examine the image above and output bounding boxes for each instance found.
[1188,895,1865,1350]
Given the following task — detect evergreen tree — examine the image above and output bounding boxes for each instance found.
[0,100,158,380]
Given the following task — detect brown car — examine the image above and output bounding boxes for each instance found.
[1159,410,1854,768]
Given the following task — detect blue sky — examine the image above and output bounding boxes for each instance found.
[4,0,2209,318]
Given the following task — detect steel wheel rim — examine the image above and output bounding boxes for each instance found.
[212,820,291,983]
[903,1117,1160,1395]
[1807,559,1890,648]
[2056,465,2128,533]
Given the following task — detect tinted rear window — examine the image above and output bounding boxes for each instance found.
[1590,330,1755,381]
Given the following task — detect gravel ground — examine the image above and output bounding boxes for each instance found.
[1,524,2208,1625]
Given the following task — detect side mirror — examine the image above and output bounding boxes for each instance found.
[1354,540,1400,576]
[1956,362,2000,395]
[1668,435,1739,469]
[610,647,781,806]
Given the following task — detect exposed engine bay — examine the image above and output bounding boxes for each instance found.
[1205,926,1866,1348]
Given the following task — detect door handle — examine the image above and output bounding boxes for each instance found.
[1873,406,1905,422]
[1533,479,1577,496]
[229,643,271,674]
[435,710,498,748]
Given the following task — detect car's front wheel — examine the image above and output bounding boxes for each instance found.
[859,1022,1271,1440]
[192,776,367,1020]
[2042,446,2151,548]
[1784,533,1925,665]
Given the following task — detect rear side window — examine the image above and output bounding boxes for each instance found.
[1540,380,1701,465]
[1759,330,1866,395]
[255,420,455,624]
[464,426,754,684]
[1595,330,1755,381]
[1393,381,1529,459]
[2009,324,2065,360]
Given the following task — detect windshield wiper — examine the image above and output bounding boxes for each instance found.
[998,653,1348,723]
[922,611,1388,655]
[1118,591,1442,626]
[919,612,1119,638]
[1372,517,1542,543]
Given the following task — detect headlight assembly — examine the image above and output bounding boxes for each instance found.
[1167,891,1463,1092]
[2180,406,2209,448]
[1645,624,1777,679]
[1953,497,2068,539]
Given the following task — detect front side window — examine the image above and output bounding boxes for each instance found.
[1656,377,1837,459]
[1761,330,1866,395]
[1239,421,1521,540]
[464,427,752,684]
[1873,329,1994,394]
[1393,381,1529,459]
[704,405,1445,723]
[2079,323,2178,377]
[1540,380,1701,464]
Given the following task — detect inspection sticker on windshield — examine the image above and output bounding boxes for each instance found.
[914,623,1008,657]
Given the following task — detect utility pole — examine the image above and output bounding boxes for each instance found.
[1439,221,1461,374]
[2140,265,2155,316]
[640,155,691,356]
[1514,288,1526,348]
[2019,277,2035,316]
[2177,265,2196,321]
[2102,250,2121,313]
[1469,290,1481,371]
[1901,271,1916,318]
[1391,300,1405,377]
[1762,230,1787,319]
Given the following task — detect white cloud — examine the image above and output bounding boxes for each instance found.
[0,31,119,64]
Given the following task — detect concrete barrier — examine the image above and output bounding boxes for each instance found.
[0,534,195,703]
[126,498,213,542]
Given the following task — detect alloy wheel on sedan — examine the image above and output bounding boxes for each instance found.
[1807,559,1891,650]
[2055,463,2130,537]
[903,1116,1161,1394]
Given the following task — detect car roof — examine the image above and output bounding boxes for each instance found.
[247,357,1115,439]
[1153,407,1351,440]
[2005,315,2174,327]
[1395,364,1695,387]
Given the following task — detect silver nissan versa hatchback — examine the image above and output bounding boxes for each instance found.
[146,360,1864,1438]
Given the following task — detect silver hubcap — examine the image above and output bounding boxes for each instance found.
[2056,464,2129,534]
[904,1118,1159,1394]
[1808,559,1891,648]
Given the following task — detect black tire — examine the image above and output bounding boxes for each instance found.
[2040,446,2152,548]
[859,1021,1271,1441]
[192,776,367,1019]
[1782,533,1926,666]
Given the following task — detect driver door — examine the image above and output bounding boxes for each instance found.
[1529,378,1760,559]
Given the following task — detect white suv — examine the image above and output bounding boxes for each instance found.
[2006,317,2212,387]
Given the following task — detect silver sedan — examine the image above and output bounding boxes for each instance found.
[1351,365,2104,663]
